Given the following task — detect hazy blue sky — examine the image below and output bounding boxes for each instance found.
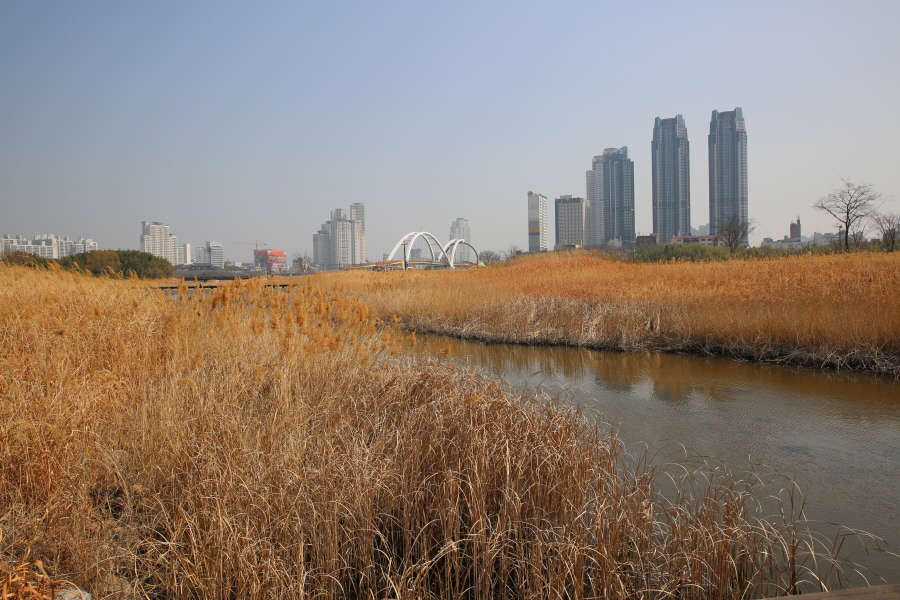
[2,1,898,262]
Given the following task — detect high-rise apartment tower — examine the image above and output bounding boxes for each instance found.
[313,205,365,269]
[140,221,183,264]
[652,115,691,244]
[194,241,224,268]
[555,195,587,247]
[527,192,548,252]
[585,157,604,246]
[449,218,473,262]
[599,147,635,246]
[349,203,365,231]
[708,108,748,242]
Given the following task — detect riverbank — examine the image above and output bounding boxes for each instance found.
[0,266,865,598]
[316,252,900,377]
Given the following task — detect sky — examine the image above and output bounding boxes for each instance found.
[2,1,899,262]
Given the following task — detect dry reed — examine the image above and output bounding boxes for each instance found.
[0,265,874,598]
[316,252,900,377]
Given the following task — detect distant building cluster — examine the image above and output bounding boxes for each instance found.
[530,108,749,250]
[141,221,282,271]
[760,218,849,250]
[313,203,366,269]
[2,233,98,259]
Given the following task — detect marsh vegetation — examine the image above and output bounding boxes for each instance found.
[0,265,884,598]
[318,251,900,377]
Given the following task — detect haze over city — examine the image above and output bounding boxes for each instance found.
[2,1,898,263]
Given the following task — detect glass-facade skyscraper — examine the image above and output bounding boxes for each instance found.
[585,156,604,247]
[708,108,748,241]
[600,147,635,246]
[583,147,635,247]
[651,115,691,245]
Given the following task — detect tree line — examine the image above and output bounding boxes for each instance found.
[0,249,174,279]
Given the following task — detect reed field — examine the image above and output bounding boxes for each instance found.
[0,265,877,599]
[317,252,900,377]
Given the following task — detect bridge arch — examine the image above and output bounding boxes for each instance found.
[442,239,479,268]
[386,232,447,264]
[383,232,481,269]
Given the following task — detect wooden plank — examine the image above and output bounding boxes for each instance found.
[779,583,900,599]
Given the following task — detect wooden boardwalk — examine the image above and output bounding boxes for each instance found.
[780,583,900,599]
[153,277,304,292]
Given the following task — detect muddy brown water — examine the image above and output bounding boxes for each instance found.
[411,334,900,585]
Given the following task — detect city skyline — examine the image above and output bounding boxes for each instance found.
[2,3,898,261]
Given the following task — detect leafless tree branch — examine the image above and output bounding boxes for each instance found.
[871,211,900,252]
[812,179,882,252]
[717,215,758,257]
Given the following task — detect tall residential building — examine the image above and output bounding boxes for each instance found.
[790,218,801,240]
[313,226,331,268]
[194,241,224,268]
[708,108,748,242]
[652,115,691,244]
[600,147,635,246]
[313,205,365,269]
[555,195,587,247]
[449,218,473,263]
[349,203,365,231]
[527,192,548,253]
[140,221,182,264]
[585,157,604,246]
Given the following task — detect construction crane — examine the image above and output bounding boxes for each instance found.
[227,240,268,250]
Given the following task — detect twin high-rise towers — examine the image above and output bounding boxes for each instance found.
[534,108,748,249]
[652,108,748,244]
[652,109,748,244]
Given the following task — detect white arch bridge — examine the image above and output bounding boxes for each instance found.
[342,231,482,270]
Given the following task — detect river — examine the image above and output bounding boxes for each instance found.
[411,334,900,585]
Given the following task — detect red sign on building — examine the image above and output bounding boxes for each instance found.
[254,249,288,272]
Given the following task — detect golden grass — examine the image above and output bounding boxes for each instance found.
[0,265,874,598]
[316,252,900,376]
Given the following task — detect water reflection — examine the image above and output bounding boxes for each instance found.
[411,335,900,584]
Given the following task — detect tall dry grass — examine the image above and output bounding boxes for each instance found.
[318,252,900,376]
[0,265,872,598]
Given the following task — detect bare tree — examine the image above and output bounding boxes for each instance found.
[717,215,757,257]
[812,180,882,252]
[292,252,312,274]
[479,250,501,264]
[502,244,523,261]
[871,211,900,252]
